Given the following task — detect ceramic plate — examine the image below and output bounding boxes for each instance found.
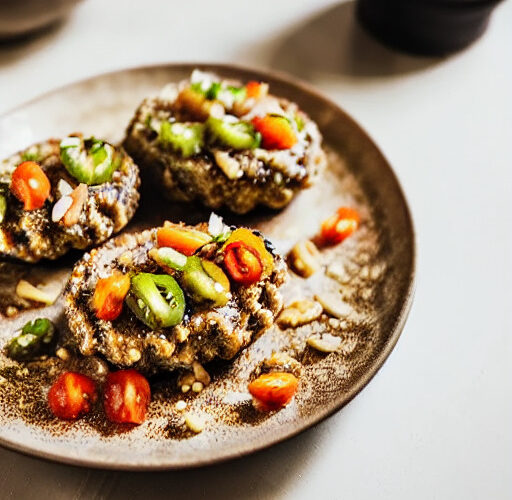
[0,63,415,469]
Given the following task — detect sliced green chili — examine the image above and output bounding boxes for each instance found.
[227,85,247,102]
[6,318,56,361]
[159,122,204,157]
[21,150,43,163]
[125,273,185,329]
[206,117,260,150]
[181,256,230,307]
[294,114,305,132]
[150,247,188,271]
[205,82,222,100]
[60,136,117,185]
[0,196,6,224]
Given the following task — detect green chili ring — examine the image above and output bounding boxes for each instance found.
[159,122,204,158]
[206,117,260,150]
[60,136,117,185]
[181,256,230,307]
[125,273,185,330]
[6,318,56,361]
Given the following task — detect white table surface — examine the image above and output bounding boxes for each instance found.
[0,1,511,498]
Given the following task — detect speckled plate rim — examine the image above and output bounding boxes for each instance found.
[0,62,416,470]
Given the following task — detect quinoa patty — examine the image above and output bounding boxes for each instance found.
[124,70,326,214]
[0,136,140,262]
[64,219,286,374]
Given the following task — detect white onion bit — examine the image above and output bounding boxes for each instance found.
[208,212,225,237]
[51,195,72,222]
[57,179,73,197]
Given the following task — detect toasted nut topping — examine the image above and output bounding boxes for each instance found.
[174,325,190,343]
[307,333,342,353]
[184,413,205,433]
[181,384,191,393]
[128,348,141,363]
[288,240,321,278]
[326,262,351,284]
[63,183,88,227]
[175,400,187,411]
[16,280,57,305]
[192,361,211,386]
[118,250,133,266]
[56,347,70,361]
[178,372,195,387]
[315,293,353,319]
[192,381,204,393]
[258,352,302,378]
[278,300,323,328]
[5,306,18,318]
[214,151,243,180]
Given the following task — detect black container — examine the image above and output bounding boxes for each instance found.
[0,0,82,40]
[357,0,503,56]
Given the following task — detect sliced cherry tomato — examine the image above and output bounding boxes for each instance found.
[156,223,211,256]
[251,115,297,150]
[92,270,130,321]
[62,183,88,226]
[222,228,274,277]
[48,372,97,420]
[10,161,51,210]
[248,372,298,411]
[103,370,151,424]
[224,241,263,286]
[245,81,268,100]
[320,207,360,245]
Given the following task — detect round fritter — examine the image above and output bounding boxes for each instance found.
[64,224,286,374]
[123,70,326,214]
[0,137,140,262]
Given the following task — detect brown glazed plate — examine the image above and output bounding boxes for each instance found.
[0,63,415,470]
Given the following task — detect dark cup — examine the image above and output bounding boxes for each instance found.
[0,0,82,40]
[357,0,503,56]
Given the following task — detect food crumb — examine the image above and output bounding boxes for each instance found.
[5,306,18,318]
[307,333,342,353]
[181,384,191,393]
[278,300,323,328]
[315,293,353,319]
[15,280,57,305]
[175,400,187,411]
[184,413,205,433]
[191,381,204,393]
[128,348,141,363]
[56,347,70,361]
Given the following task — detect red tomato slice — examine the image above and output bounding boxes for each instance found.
[248,372,298,411]
[224,241,263,286]
[252,115,297,150]
[48,372,97,420]
[103,370,151,424]
[320,207,360,245]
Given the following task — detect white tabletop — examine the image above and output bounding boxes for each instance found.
[0,1,511,498]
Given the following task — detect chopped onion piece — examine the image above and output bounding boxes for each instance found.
[208,212,228,237]
[51,195,73,222]
[59,136,81,149]
[16,280,57,305]
[57,179,73,197]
